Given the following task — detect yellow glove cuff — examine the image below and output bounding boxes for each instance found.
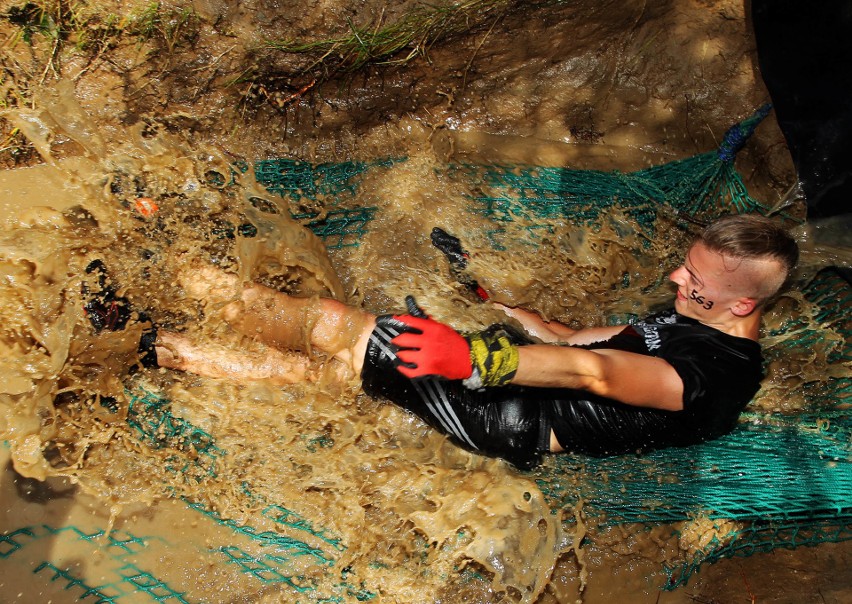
[463,328,519,389]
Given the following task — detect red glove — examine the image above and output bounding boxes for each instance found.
[390,314,473,381]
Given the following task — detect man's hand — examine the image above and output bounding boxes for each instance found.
[390,315,473,381]
[390,301,520,388]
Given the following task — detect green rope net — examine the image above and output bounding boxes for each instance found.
[252,158,397,249]
[246,108,773,253]
[243,104,850,588]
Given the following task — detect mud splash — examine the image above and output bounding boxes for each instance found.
[2,70,848,601]
[1,0,849,599]
[0,83,605,602]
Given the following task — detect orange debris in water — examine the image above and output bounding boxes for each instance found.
[134,197,159,217]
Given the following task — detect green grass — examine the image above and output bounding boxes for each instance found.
[2,1,198,56]
[265,0,517,74]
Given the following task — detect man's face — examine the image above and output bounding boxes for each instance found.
[668,242,757,322]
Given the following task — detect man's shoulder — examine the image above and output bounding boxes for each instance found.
[641,308,694,327]
[636,309,762,361]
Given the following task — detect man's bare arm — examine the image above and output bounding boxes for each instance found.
[495,303,625,345]
[512,344,684,411]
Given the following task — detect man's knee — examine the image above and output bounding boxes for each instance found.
[221,300,244,323]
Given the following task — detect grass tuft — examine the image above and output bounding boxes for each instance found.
[265,0,517,75]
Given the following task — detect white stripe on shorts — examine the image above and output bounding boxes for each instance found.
[370,319,478,450]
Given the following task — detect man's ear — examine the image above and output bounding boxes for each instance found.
[731,297,758,317]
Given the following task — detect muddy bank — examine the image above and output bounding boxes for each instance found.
[2,1,794,200]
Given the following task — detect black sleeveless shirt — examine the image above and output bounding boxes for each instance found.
[545,308,763,456]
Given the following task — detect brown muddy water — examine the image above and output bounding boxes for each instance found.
[0,1,850,603]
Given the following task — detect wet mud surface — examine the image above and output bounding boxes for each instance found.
[0,1,849,602]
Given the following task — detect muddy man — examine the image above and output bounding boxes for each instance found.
[140,214,798,469]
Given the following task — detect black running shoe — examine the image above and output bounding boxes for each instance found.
[430,227,469,271]
[81,260,159,368]
[430,227,490,301]
[82,260,131,332]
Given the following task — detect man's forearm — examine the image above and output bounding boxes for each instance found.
[495,303,624,345]
[512,344,603,390]
[563,324,627,346]
[494,303,576,342]
[512,344,684,411]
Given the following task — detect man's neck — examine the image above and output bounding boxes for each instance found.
[701,311,762,341]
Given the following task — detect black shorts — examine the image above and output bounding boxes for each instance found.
[360,317,551,470]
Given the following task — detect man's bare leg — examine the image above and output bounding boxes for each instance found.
[180,266,376,374]
[155,331,315,386]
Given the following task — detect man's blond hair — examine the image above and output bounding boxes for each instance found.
[697,214,799,303]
